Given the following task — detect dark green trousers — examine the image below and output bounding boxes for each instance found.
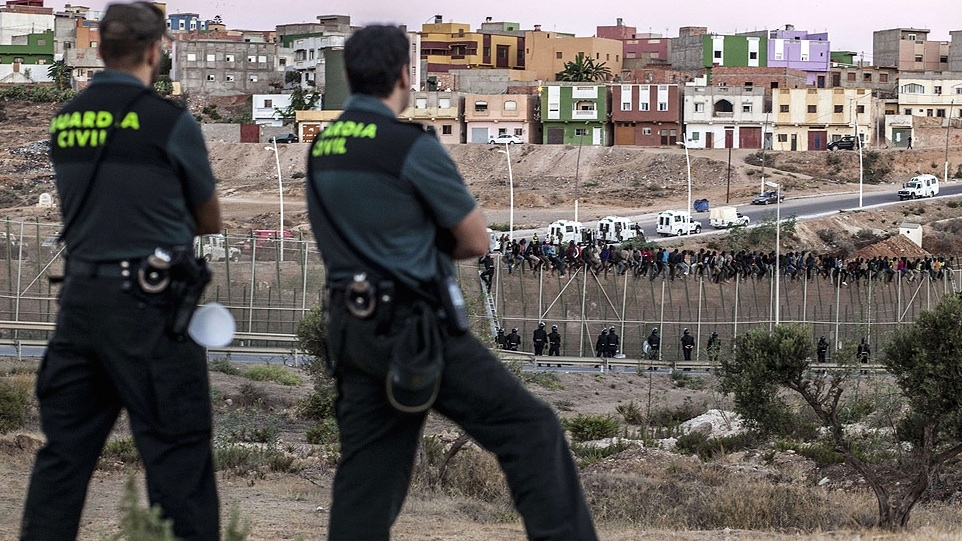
[20,274,219,541]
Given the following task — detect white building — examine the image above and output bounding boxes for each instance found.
[252,94,294,126]
[682,84,772,149]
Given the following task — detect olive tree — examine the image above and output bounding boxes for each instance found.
[719,305,962,531]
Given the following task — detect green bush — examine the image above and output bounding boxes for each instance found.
[571,440,631,465]
[209,358,241,376]
[615,401,645,425]
[244,364,302,386]
[216,408,280,444]
[306,418,339,445]
[675,431,760,460]
[563,414,620,443]
[98,436,141,469]
[0,378,29,433]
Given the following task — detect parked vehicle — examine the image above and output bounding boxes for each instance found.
[898,174,939,200]
[548,220,584,245]
[709,206,750,228]
[693,198,710,212]
[827,135,861,151]
[596,216,642,244]
[194,234,241,262]
[488,134,524,145]
[268,133,297,143]
[656,211,702,236]
[751,190,784,205]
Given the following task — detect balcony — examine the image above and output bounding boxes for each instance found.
[572,109,599,120]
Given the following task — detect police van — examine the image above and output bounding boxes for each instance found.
[596,216,643,244]
[656,210,702,236]
[548,220,584,245]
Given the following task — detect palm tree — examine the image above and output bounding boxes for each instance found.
[555,53,612,82]
[47,60,71,91]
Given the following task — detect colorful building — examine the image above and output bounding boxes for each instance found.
[611,83,682,146]
[419,17,525,73]
[682,84,772,149]
[771,88,873,151]
[463,93,537,144]
[541,84,610,145]
[767,25,830,87]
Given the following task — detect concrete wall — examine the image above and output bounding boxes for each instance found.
[200,123,241,142]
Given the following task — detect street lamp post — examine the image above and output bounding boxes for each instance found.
[498,144,515,242]
[946,99,955,185]
[766,180,781,326]
[265,141,285,261]
[677,139,692,225]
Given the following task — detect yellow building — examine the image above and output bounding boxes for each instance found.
[772,88,874,151]
[524,29,623,82]
[420,19,525,72]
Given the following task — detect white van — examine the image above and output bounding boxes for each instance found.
[597,216,642,243]
[194,234,241,262]
[709,206,750,228]
[898,174,939,200]
[656,211,702,236]
[548,220,584,245]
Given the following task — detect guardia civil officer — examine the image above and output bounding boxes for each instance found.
[507,327,522,351]
[681,328,695,361]
[532,322,548,356]
[306,25,597,541]
[547,324,562,356]
[21,3,222,540]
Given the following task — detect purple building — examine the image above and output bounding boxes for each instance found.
[768,24,830,87]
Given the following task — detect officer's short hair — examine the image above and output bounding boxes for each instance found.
[345,25,410,98]
[99,2,171,70]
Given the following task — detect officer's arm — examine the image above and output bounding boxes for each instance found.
[449,207,489,260]
[192,193,222,235]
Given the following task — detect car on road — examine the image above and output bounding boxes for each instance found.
[827,135,861,151]
[268,133,297,144]
[488,134,524,145]
[751,191,785,205]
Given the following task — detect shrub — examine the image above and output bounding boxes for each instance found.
[216,408,280,444]
[209,358,241,376]
[0,377,29,433]
[675,431,760,460]
[244,364,302,386]
[570,440,631,465]
[305,418,339,445]
[744,151,776,168]
[99,436,142,469]
[563,414,620,443]
[646,397,702,429]
[615,401,645,425]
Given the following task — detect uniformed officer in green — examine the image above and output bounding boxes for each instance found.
[21,3,222,540]
[307,24,598,541]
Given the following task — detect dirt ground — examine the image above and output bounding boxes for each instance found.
[3,98,962,539]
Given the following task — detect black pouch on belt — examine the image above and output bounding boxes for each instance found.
[386,300,443,413]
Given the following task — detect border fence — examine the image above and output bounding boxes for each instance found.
[0,218,958,366]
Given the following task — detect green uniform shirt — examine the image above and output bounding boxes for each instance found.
[307,94,477,288]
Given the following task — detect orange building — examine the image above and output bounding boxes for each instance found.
[524,28,623,82]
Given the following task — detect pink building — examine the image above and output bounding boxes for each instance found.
[596,18,670,67]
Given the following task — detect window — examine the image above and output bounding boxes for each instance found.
[941,55,949,63]
[957,87,962,95]
[937,109,946,118]
[900,83,925,94]
[226,74,234,82]
[504,100,517,111]
[249,75,258,82]
[744,82,754,89]
[807,105,817,113]
[225,54,234,62]
[880,73,888,82]
[779,104,789,113]
[800,53,808,61]
[258,55,267,63]
[576,101,596,111]
[777,134,788,142]
[621,102,631,111]
[657,102,668,111]
[742,104,752,113]
[904,108,912,115]
[857,105,865,114]
[439,98,450,108]
[862,73,872,82]
[847,72,856,81]
[915,54,923,62]
[556,52,562,59]
[415,98,427,109]
[248,56,256,63]
[574,128,588,136]
[834,105,844,113]
[514,128,523,136]
[906,34,917,40]
[694,103,705,112]
[442,125,452,135]
[934,86,942,95]
[483,47,490,57]
[639,102,649,111]
[206,74,215,81]
[474,101,487,112]
[264,99,273,108]
[750,51,758,60]
[713,50,722,59]
[642,127,652,135]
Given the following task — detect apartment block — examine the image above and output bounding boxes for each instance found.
[463,93,537,143]
[897,72,962,118]
[524,29,622,82]
[771,87,873,151]
[420,17,525,73]
[172,39,280,95]
[767,25,830,86]
[710,66,808,92]
[872,28,948,71]
[596,18,670,68]
[541,84,610,145]
[397,91,463,145]
[0,29,53,83]
[611,84,681,146]
[682,85,771,149]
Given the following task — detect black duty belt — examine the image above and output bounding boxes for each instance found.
[65,258,144,278]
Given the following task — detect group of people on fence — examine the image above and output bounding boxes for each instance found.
[487,235,957,287]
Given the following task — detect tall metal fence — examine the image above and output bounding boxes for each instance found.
[0,218,958,364]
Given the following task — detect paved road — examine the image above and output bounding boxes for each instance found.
[510,180,962,242]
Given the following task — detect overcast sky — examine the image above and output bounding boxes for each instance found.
[57,0,959,63]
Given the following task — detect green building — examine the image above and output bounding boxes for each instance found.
[540,84,610,145]
[0,30,55,66]
[702,34,767,68]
